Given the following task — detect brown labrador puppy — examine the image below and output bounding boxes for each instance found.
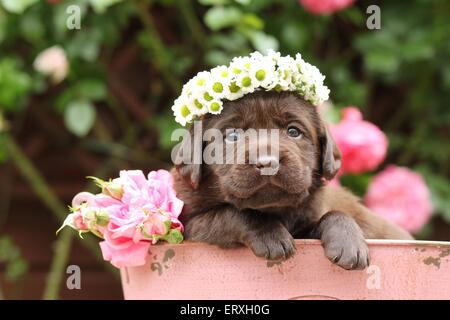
[172,91,412,270]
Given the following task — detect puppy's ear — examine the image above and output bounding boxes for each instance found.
[320,123,342,180]
[173,124,203,189]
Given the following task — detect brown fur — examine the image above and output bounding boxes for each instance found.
[172,91,412,270]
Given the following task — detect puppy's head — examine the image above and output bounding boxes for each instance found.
[175,91,341,211]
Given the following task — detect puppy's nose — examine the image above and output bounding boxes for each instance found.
[254,155,279,171]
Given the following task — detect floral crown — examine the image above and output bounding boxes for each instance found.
[172,50,330,126]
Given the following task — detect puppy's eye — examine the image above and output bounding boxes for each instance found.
[287,126,302,138]
[225,129,241,142]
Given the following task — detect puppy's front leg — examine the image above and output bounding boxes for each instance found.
[185,207,296,261]
[313,211,370,270]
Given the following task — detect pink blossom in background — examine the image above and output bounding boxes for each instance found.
[33,46,69,83]
[330,107,388,174]
[365,166,432,233]
[299,0,355,15]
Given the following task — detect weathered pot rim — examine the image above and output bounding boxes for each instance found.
[121,238,450,300]
[155,239,450,249]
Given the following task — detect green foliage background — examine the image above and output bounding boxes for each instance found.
[0,0,449,299]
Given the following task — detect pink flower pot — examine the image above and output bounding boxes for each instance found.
[120,239,450,300]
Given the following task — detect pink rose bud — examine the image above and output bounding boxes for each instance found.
[103,181,124,200]
[330,107,388,174]
[95,209,109,227]
[88,176,124,200]
[72,212,89,230]
[72,191,95,207]
[140,212,170,243]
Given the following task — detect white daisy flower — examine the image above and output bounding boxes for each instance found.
[229,56,252,78]
[191,96,209,116]
[274,55,297,91]
[227,80,245,101]
[182,71,210,97]
[206,65,231,99]
[267,49,281,63]
[172,96,194,126]
[207,99,223,115]
[235,70,256,94]
[249,56,276,89]
[249,51,264,60]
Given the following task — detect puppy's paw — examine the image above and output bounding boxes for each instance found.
[317,211,370,270]
[245,226,296,261]
[322,235,369,270]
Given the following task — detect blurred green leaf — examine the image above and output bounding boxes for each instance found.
[0,58,32,112]
[330,66,367,107]
[234,0,251,5]
[442,65,450,89]
[339,7,365,26]
[0,133,6,163]
[240,13,264,30]
[205,49,234,66]
[6,258,28,282]
[18,7,45,44]
[76,79,107,101]
[416,166,450,223]
[64,100,97,137]
[208,31,248,52]
[66,29,102,62]
[89,0,122,13]
[364,51,399,75]
[199,0,230,5]
[0,10,6,44]
[0,236,28,283]
[151,109,183,149]
[204,6,242,31]
[246,30,279,53]
[55,79,106,112]
[340,173,373,198]
[0,0,38,14]
[281,22,307,51]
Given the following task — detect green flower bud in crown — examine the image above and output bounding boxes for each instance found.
[171,50,330,126]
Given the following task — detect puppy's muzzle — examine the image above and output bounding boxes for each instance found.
[254,154,279,175]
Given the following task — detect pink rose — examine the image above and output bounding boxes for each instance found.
[98,206,148,268]
[100,170,184,267]
[299,0,355,15]
[61,169,184,268]
[330,107,388,174]
[147,170,184,218]
[99,240,150,268]
[119,170,183,219]
[365,166,432,233]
